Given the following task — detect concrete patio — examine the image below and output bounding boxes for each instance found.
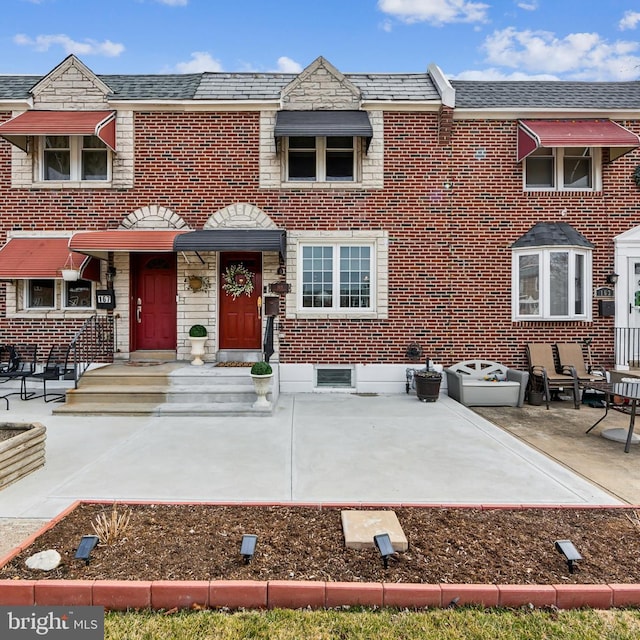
[0,388,629,557]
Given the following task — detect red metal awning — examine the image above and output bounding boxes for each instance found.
[0,237,100,281]
[69,230,188,259]
[0,110,116,152]
[517,119,640,162]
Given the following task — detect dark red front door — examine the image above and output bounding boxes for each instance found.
[219,252,262,349]
[132,253,177,350]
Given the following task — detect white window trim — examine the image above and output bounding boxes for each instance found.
[512,247,592,321]
[35,135,112,185]
[523,147,602,192]
[283,136,361,184]
[298,241,375,313]
[63,280,96,310]
[286,230,388,320]
[24,279,56,310]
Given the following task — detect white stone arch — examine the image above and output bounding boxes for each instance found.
[204,203,277,229]
[119,205,189,230]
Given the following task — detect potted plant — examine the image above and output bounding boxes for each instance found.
[527,375,545,406]
[188,324,208,366]
[250,361,273,409]
[414,369,442,402]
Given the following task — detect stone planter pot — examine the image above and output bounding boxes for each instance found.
[415,374,442,402]
[251,373,273,409]
[0,422,46,490]
[189,337,207,366]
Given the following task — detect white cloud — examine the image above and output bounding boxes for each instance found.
[273,56,302,73]
[174,51,223,73]
[516,1,538,10]
[13,33,124,57]
[619,10,640,31]
[481,27,640,81]
[153,0,188,5]
[377,0,489,25]
[453,67,558,80]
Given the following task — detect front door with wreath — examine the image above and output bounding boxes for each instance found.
[219,252,262,350]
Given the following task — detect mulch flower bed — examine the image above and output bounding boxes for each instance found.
[2,504,640,585]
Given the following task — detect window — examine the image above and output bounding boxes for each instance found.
[286,136,356,182]
[64,280,93,309]
[27,279,55,309]
[513,248,591,320]
[40,135,109,182]
[301,244,372,310]
[524,147,599,191]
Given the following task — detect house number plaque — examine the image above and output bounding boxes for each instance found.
[96,289,116,309]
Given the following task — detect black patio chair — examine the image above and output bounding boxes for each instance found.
[27,344,75,403]
[0,343,38,402]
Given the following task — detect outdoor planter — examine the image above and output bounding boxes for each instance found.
[250,361,273,409]
[0,422,46,490]
[414,371,442,402]
[188,325,208,366]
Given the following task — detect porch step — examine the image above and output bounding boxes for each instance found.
[129,350,176,362]
[51,361,277,416]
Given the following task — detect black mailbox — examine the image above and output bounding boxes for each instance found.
[96,289,116,310]
[264,296,279,316]
[598,299,615,317]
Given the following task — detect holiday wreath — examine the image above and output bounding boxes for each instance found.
[222,263,255,299]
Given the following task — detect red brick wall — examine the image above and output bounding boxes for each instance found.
[0,109,637,369]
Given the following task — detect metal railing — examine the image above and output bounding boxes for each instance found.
[614,327,640,369]
[68,314,115,387]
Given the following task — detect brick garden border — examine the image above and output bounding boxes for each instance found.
[0,500,638,611]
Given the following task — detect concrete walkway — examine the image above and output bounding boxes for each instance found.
[0,391,617,522]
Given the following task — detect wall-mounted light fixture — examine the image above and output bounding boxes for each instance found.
[75,535,99,565]
[106,266,117,283]
[606,273,619,285]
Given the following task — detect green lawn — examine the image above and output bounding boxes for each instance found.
[105,608,640,639]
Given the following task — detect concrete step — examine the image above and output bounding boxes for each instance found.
[53,401,273,416]
[64,387,167,405]
[52,361,278,416]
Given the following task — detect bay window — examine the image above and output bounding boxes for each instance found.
[513,248,591,321]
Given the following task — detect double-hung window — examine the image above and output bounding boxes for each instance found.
[513,248,591,321]
[524,147,599,191]
[26,279,56,309]
[287,136,356,182]
[41,135,109,182]
[301,244,372,310]
[25,279,94,310]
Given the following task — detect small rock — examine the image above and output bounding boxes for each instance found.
[25,549,61,571]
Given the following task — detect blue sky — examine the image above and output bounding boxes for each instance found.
[2,0,640,81]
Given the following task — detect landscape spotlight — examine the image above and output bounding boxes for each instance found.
[241,534,257,564]
[373,533,395,569]
[555,539,583,573]
[74,535,99,565]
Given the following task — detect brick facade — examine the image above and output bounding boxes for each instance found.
[0,55,638,391]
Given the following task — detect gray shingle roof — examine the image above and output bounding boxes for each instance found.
[452,80,640,110]
[103,74,203,100]
[0,75,40,99]
[0,71,439,102]
[511,222,594,248]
